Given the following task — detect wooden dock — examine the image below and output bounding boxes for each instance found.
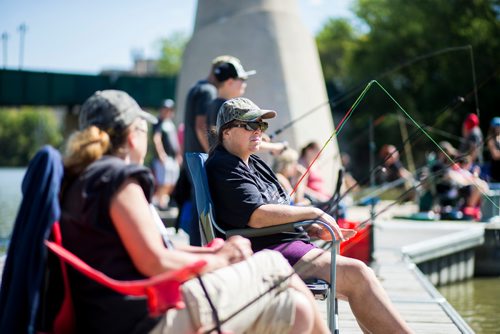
[317,203,478,333]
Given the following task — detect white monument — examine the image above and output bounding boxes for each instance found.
[176,0,341,190]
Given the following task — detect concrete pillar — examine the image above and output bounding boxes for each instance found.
[176,0,340,189]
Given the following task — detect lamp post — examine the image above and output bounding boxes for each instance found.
[1,32,7,68]
[18,23,27,70]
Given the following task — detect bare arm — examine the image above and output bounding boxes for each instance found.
[487,137,500,160]
[110,179,250,277]
[195,115,209,152]
[248,204,352,241]
[152,132,167,162]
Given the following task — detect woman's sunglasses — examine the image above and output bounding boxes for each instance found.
[233,121,269,132]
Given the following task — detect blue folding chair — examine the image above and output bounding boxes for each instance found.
[185,152,340,333]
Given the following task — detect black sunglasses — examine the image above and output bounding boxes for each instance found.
[233,121,269,132]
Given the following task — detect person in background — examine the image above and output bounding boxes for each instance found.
[272,148,311,206]
[60,90,328,334]
[175,56,229,245]
[206,55,288,155]
[378,144,416,201]
[299,141,331,203]
[486,117,500,183]
[455,155,489,220]
[206,55,255,148]
[206,97,413,334]
[152,99,181,209]
[459,113,483,164]
[340,152,359,204]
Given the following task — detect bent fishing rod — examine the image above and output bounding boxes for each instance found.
[319,66,498,214]
[269,45,479,140]
[332,94,466,210]
[296,78,498,218]
[334,67,497,210]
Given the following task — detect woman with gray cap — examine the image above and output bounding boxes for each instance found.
[206,97,412,334]
[59,90,327,334]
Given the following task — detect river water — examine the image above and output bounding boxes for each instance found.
[0,168,499,332]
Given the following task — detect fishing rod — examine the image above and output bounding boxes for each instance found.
[336,86,495,210]
[328,66,500,212]
[300,77,500,220]
[268,45,478,140]
[296,79,466,204]
[340,95,466,204]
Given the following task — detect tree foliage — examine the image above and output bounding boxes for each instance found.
[156,31,189,75]
[0,108,63,166]
[317,0,500,178]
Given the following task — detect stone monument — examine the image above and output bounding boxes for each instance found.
[176,0,341,190]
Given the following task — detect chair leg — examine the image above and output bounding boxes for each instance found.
[328,242,339,333]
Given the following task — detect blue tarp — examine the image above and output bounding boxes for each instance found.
[0,146,63,334]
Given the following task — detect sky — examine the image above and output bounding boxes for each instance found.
[1,0,354,75]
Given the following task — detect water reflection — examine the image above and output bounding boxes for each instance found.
[0,168,25,246]
[439,277,500,334]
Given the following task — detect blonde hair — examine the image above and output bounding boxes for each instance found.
[273,148,299,173]
[63,126,111,175]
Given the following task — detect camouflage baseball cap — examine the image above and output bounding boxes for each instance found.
[79,90,157,131]
[216,97,277,133]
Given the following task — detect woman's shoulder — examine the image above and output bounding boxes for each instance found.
[85,156,154,200]
[207,146,239,168]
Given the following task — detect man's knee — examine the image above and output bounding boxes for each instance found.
[339,257,377,290]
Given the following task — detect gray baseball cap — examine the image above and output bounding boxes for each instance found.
[216,97,276,133]
[79,90,157,131]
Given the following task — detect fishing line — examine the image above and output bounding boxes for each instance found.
[294,79,499,222]
[290,80,374,196]
[372,81,497,209]
[269,45,478,140]
[337,94,467,207]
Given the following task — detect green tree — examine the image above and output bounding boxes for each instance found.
[316,0,500,178]
[316,18,359,87]
[156,31,189,75]
[0,108,63,166]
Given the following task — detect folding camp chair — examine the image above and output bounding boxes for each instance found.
[185,152,340,333]
[0,146,215,334]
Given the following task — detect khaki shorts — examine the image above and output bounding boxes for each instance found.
[150,250,296,334]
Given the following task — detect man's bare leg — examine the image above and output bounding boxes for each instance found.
[294,250,413,334]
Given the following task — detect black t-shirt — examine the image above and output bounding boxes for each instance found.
[183,80,216,153]
[206,146,310,250]
[60,156,160,334]
[153,118,179,158]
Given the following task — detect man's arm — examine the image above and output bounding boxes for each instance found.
[152,132,167,162]
[195,114,209,152]
[248,204,349,241]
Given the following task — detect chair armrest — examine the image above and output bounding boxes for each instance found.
[225,220,332,239]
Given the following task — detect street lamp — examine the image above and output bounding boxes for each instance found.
[1,32,7,69]
[18,23,27,70]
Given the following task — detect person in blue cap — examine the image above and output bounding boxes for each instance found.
[152,99,181,209]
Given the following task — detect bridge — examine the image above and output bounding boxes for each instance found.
[0,69,176,108]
